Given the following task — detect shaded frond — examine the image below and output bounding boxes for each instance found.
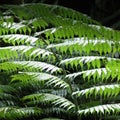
[11,72,69,89]
[2,3,98,24]
[0,107,42,119]
[0,93,16,101]
[43,107,69,117]
[0,100,15,107]
[0,85,16,94]
[22,93,75,111]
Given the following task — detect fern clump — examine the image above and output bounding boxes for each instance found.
[0,3,120,120]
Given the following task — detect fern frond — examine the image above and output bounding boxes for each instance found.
[11,72,69,89]
[78,103,120,116]
[1,22,31,34]
[60,56,117,69]
[46,23,120,40]
[51,89,68,97]
[0,62,22,72]
[0,61,63,73]
[0,93,16,101]
[50,4,99,24]
[28,18,49,30]
[73,84,120,98]
[44,107,68,115]
[0,100,15,107]
[2,3,98,25]
[0,46,55,60]
[106,61,120,80]
[13,61,63,74]
[102,115,120,120]
[47,38,115,55]
[0,85,16,94]
[0,34,39,45]
[0,107,42,119]
[0,47,18,60]
[22,93,75,111]
[66,68,109,82]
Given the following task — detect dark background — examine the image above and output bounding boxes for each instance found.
[0,0,120,29]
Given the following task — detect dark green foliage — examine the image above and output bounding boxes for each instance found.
[0,3,120,120]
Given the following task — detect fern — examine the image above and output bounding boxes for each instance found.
[0,2,120,120]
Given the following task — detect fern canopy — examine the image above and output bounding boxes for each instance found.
[0,3,120,120]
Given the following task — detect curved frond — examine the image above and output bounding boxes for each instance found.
[11,72,69,89]
[22,93,75,111]
[0,61,63,74]
[13,61,63,74]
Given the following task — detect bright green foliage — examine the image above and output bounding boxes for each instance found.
[0,3,120,120]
